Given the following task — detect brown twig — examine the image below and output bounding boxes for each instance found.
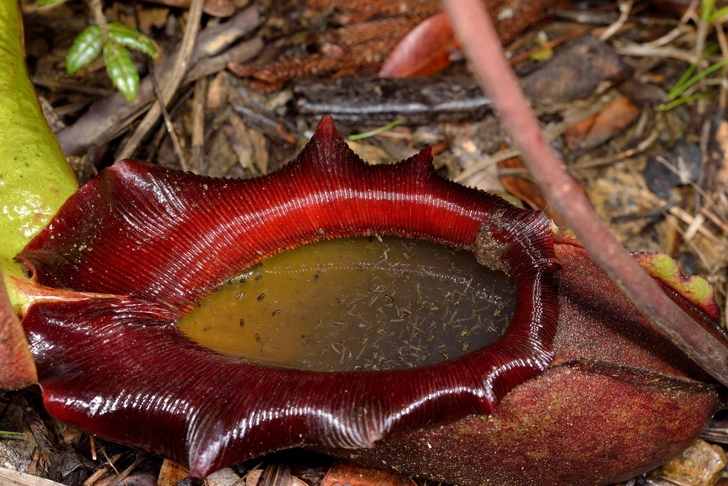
[86,0,108,39]
[147,88,194,162]
[107,456,145,486]
[598,0,633,41]
[191,77,208,173]
[117,0,204,160]
[442,0,728,386]
[184,36,263,82]
[83,452,123,486]
[89,434,97,461]
[32,77,116,98]
[148,67,188,170]
[571,129,659,170]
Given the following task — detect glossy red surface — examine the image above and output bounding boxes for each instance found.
[19,117,559,477]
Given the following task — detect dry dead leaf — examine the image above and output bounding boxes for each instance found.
[246,468,262,486]
[497,146,564,225]
[226,114,269,175]
[378,12,459,77]
[714,120,728,189]
[649,439,727,486]
[157,459,189,486]
[564,96,639,151]
[205,468,242,486]
[320,462,415,486]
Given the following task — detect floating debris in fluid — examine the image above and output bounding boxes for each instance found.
[177,236,516,371]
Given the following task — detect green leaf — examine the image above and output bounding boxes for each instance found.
[711,6,728,21]
[108,23,159,58]
[104,41,140,102]
[66,25,103,75]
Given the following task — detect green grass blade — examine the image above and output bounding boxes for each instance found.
[669,57,728,101]
[348,118,406,141]
[668,44,720,100]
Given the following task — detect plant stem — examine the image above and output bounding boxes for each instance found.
[442,0,728,386]
[86,0,108,40]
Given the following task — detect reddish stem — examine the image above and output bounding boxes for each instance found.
[441,0,728,386]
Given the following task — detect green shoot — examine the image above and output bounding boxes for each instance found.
[348,118,407,141]
[66,22,158,102]
[711,6,728,22]
[668,57,728,102]
[658,93,713,112]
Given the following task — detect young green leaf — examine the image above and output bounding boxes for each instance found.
[712,6,728,21]
[66,25,103,75]
[104,41,139,102]
[108,23,159,58]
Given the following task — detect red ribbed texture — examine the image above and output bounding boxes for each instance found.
[20,117,559,478]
